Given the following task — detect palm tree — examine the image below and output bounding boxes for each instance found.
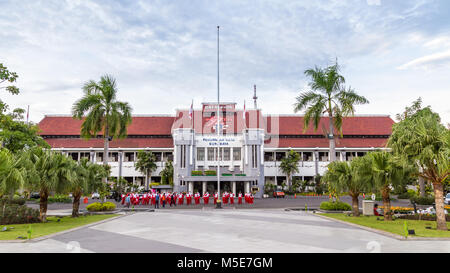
[72,75,132,173]
[294,60,369,161]
[135,150,158,190]
[369,151,412,221]
[160,160,174,185]
[20,147,76,222]
[70,158,107,217]
[388,107,449,230]
[0,149,26,197]
[279,150,301,189]
[322,156,372,216]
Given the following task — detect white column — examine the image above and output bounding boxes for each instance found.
[204,147,208,169]
[245,145,248,165]
[229,147,234,171]
[202,181,207,194]
[188,181,194,193]
[232,181,236,195]
[245,181,250,193]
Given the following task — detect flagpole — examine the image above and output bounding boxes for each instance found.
[217,25,221,198]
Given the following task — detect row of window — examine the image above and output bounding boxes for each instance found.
[264,151,367,162]
[67,152,174,162]
[197,147,242,162]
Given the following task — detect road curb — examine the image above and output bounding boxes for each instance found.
[312,212,450,241]
[0,213,132,244]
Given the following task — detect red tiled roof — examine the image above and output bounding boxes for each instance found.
[38,116,175,136]
[264,137,389,148]
[264,115,394,135]
[44,138,173,149]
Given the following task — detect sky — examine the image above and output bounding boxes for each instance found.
[1,0,449,125]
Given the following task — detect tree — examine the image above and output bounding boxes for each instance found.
[322,156,372,216]
[369,151,412,221]
[20,147,76,222]
[0,149,26,197]
[294,60,369,161]
[135,150,157,190]
[0,107,49,153]
[395,97,428,197]
[279,150,300,188]
[70,158,107,217]
[160,160,174,185]
[0,63,19,95]
[72,75,132,173]
[388,108,449,230]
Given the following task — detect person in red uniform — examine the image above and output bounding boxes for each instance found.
[214,192,218,205]
[238,192,243,205]
[121,193,126,205]
[194,192,200,205]
[178,193,184,205]
[230,192,234,204]
[203,192,209,204]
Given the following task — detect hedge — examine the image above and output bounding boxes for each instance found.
[410,195,435,205]
[86,202,116,212]
[0,204,40,225]
[320,201,352,211]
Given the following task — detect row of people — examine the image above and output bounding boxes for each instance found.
[121,191,254,207]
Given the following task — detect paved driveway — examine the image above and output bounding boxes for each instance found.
[1,209,449,253]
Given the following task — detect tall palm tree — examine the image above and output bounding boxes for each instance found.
[20,147,76,222]
[72,75,132,172]
[279,150,301,188]
[135,150,158,190]
[294,61,369,161]
[0,149,26,197]
[160,160,174,186]
[322,156,372,216]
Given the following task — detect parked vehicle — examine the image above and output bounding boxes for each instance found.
[273,190,285,198]
[91,192,100,199]
[30,192,40,199]
[445,193,450,205]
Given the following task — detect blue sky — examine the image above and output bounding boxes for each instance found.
[1,0,449,125]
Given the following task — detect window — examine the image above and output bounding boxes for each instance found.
[264,152,274,162]
[96,152,103,162]
[276,152,286,161]
[303,152,313,162]
[164,152,174,161]
[319,152,329,162]
[346,152,356,161]
[180,145,186,168]
[357,152,366,157]
[233,149,241,161]
[80,152,90,160]
[68,152,79,161]
[252,145,258,168]
[124,152,135,162]
[154,152,162,162]
[197,148,205,161]
[108,152,118,162]
[207,148,215,161]
[223,148,230,161]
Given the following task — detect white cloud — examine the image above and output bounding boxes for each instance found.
[398,50,450,70]
[367,0,381,6]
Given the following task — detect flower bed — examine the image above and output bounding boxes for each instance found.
[380,206,414,214]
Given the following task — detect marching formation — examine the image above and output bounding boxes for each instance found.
[121,191,255,208]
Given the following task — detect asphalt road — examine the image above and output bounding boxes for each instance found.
[2,209,449,253]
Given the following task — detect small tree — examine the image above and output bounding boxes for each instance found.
[0,149,26,198]
[0,63,19,95]
[160,160,174,185]
[279,150,301,188]
[369,151,413,221]
[322,156,372,216]
[135,150,157,190]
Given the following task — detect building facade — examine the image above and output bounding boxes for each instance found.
[38,102,394,198]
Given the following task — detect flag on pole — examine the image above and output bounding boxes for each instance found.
[189,100,193,120]
[26,105,30,124]
[243,100,246,120]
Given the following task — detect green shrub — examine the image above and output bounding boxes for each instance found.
[0,197,26,206]
[191,170,203,176]
[204,170,217,176]
[86,202,116,212]
[0,204,40,225]
[47,195,72,203]
[410,195,435,205]
[320,201,352,211]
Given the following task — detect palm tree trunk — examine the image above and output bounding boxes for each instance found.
[72,192,81,218]
[146,171,150,191]
[419,177,425,197]
[382,188,392,221]
[328,114,337,162]
[433,182,447,231]
[103,126,109,184]
[351,194,360,217]
[39,190,48,222]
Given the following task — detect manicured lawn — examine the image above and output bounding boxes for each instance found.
[0,214,119,240]
[321,213,450,238]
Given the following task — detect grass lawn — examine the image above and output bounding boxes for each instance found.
[321,213,450,238]
[0,214,119,241]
